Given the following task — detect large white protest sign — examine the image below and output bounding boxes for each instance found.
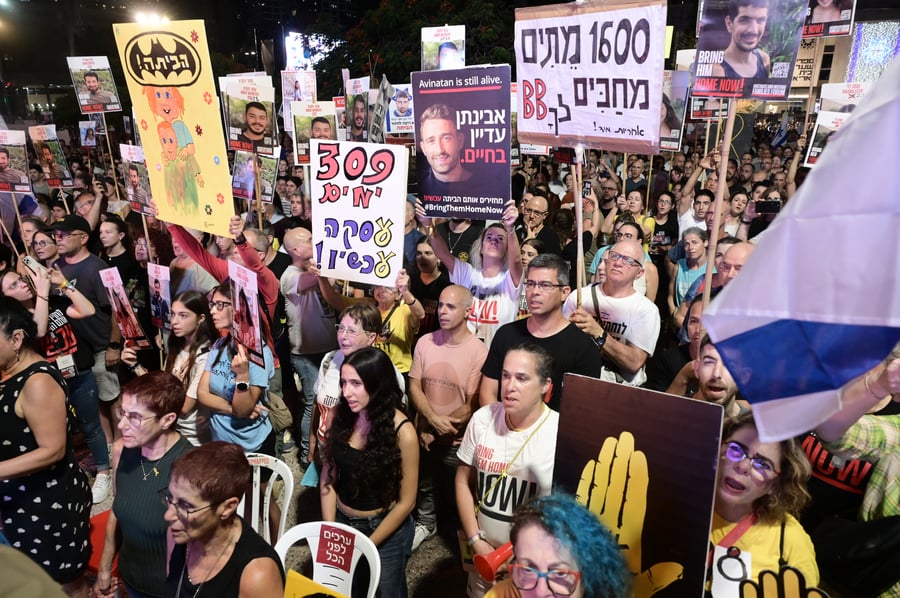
[514,0,666,154]
[310,139,407,287]
[805,111,848,167]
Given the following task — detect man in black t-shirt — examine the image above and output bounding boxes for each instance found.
[479,253,601,411]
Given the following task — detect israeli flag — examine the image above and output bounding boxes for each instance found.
[770,111,790,148]
[704,58,900,442]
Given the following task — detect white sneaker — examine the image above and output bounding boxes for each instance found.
[411,524,435,552]
[92,472,112,504]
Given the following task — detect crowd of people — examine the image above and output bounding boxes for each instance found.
[0,116,897,598]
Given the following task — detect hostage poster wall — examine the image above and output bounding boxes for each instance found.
[693,0,807,100]
[412,65,511,220]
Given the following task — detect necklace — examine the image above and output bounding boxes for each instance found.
[447,229,465,254]
[176,526,237,598]
[140,436,172,481]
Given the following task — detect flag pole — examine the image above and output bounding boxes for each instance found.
[702,101,737,308]
[101,113,124,207]
[574,144,585,308]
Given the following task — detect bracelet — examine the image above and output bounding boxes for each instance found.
[38,295,49,301]
[59,279,69,290]
[234,234,247,245]
[128,362,141,372]
[740,219,753,225]
[405,296,417,306]
[108,341,123,350]
[466,530,486,548]
[864,372,887,401]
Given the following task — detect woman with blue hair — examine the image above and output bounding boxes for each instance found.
[486,493,632,598]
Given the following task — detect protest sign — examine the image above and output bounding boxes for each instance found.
[113,20,234,237]
[345,77,371,142]
[79,121,98,147]
[421,25,466,71]
[660,70,689,151]
[28,125,73,188]
[67,56,122,114]
[412,65,511,220]
[333,95,347,144]
[0,130,32,194]
[689,96,731,120]
[803,0,855,38]
[309,139,407,287]
[804,110,847,166]
[693,0,807,100]
[119,144,153,216]
[231,151,277,203]
[555,374,724,598]
[223,76,277,155]
[291,101,337,164]
[228,261,264,367]
[386,84,414,134]
[368,75,395,144]
[101,267,151,349]
[709,113,756,159]
[791,39,819,87]
[147,263,172,330]
[514,0,667,154]
[819,81,871,112]
[281,69,317,132]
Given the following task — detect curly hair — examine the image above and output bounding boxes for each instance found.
[721,412,811,524]
[324,347,406,507]
[511,493,632,598]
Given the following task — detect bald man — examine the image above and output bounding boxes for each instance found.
[721,242,755,286]
[566,239,661,386]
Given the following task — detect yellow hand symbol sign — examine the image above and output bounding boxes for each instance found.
[576,431,684,597]
[740,566,829,598]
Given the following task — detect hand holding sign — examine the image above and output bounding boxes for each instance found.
[739,567,827,598]
[576,432,683,596]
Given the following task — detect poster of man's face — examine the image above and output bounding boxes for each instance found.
[67,56,121,114]
[421,26,466,71]
[228,97,276,155]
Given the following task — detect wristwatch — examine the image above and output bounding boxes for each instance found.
[592,329,607,349]
[108,341,123,350]
[235,380,250,392]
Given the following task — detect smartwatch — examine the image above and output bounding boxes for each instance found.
[235,380,251,392]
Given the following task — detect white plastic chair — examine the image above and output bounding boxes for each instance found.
[238,452,294,544]
[274,520,381,598]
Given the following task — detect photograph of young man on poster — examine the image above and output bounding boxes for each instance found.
[711,0,772,80]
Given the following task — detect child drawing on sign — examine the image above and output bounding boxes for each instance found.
[144,86,204,213]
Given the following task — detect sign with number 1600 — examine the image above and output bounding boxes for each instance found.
[311,139,408,287]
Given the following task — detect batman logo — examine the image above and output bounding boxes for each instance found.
[124,31,201,87]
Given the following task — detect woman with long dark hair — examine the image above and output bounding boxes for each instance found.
[321,346,419,598]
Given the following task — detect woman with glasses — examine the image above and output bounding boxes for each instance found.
[123,291,217,446]
[32,228,59,268]
[164,441,285,597]
[0,296,92,596]
[485,494,631,598]
[709,411,818,591]
[415,199,522,348]
[93,372,193,598]
[311,304,405,469]
[196,281,275,455]
[321,346,418,598]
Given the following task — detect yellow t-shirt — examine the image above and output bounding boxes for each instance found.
[375,302,419,374]
[484,579,520,598]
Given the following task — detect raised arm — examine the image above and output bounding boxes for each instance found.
[786,136,806,200]
[501,200,523,286]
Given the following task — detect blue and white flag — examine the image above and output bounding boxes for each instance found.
[704,58,900,442]
[770,112,790,148]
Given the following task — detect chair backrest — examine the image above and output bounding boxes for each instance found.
[238,452,294,544]
[274,521,381,598]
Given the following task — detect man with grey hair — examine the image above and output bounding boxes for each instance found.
[479,253,602,411]
[408,284,488,550]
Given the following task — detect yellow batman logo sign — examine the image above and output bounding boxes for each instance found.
[124,31,201,87]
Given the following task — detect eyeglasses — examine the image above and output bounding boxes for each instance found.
[509,563,582,596]
[52,231,83,240]
[6,276,31,291]
[159,488,219,519]
[33,240,52,248]
[601,186,617,192]
[114,406,159,428]
[208,300,232,311]
[336,325,365,337]
[722,441,780,479]
[657,199,672,205]
[614,231,635,240]
[524,280,565,292]
[523,208,548,217]
[607,251,643,269]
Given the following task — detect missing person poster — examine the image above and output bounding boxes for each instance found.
[345,76,371,142]
[113,20,235,237]
[693,0,807,99]
[421,25,466,71]
[386,84,414,134]
[309,139,407,287]
[147,263,172,330]
[333,95,347,144]
[281,69,317,132]
[660,70,689,151]
[412,65,511,220]
[101,267,152,349]
[291,101,337,164]
[79,121,98,147]
[804,110,847,166]
[514,0,667,154]
[368,75,395,144]
[67,56,122,114]
[228,261,264,366]
[802,0,855,38]
[556,374,724,598]
[819,81,871,112]
[232,151,277,203]
[28,125,73,189]
[689,96,731,120]
[0,130,32,194]
[120,144,152,216]
[223,77,277,156]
